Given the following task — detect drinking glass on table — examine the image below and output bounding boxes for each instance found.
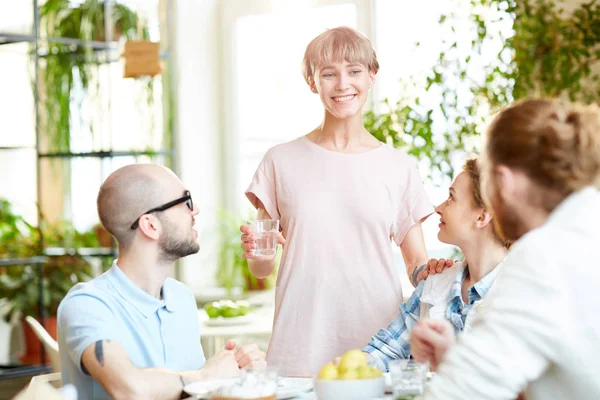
[247,219,279,256]
[389,359,428,399]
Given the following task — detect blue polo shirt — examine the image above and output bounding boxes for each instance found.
[58,263,205,400]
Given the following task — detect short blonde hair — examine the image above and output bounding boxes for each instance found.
[301,26,379,88]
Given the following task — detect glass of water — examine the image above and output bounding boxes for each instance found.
[248,219,279,257]
[389,359,428,399]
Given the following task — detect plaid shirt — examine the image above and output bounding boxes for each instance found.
[363,262,501,371]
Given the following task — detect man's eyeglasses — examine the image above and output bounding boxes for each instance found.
[130,190,193,230]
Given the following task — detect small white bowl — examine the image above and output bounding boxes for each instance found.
[314,377,385,400]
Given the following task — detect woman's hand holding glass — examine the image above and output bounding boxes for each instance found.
[240,222,285,262]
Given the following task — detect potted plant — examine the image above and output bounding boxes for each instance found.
[364,0,600,184]
[37,0,152,152]
[216,210,278,294]
[0,199,95,364]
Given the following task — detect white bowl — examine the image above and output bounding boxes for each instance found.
[314,377,385,400]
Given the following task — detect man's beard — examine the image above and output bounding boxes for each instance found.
[158,217,200,262]
[488,187,527,243]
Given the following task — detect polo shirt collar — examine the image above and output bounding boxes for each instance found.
[162,278,178,313]
[107,262,177,318]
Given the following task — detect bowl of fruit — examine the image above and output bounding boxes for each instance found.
[203,300,252,326]
[314,349,385,400]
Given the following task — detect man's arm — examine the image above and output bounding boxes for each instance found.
[82,339,239,400]
[59,294,265,399]
[424,242,562,399]
[363,282,425,371]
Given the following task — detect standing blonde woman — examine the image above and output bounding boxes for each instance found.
[239,27,450,377]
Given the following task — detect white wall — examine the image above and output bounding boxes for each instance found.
[170,0,224,292]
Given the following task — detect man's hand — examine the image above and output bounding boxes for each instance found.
[410,319,456,370]
[223,339,267,370]
[232,341,267,370]
[201,341,240,380]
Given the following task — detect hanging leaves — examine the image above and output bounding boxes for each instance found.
[364,0,600,184]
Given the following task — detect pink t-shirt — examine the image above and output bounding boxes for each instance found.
[246,136,433,377]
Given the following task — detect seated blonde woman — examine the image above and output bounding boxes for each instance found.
[363,158,510,371]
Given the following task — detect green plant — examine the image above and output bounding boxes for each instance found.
[511,0,600,102]
[0,199,95,321]
[42,220,100,249]
[215,210,278,294]
[364,0,600,184]
[37,0,152,152]
[0,200,39,258]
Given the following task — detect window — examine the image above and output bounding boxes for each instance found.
[0,0,169,233]
[0,40,37,222]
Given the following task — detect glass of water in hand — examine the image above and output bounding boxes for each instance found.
[248,219,279,257]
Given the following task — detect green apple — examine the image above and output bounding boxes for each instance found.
[221,303,240,318]
[218,299,236,309]
[203,302,221,319]
[236,300,250,316]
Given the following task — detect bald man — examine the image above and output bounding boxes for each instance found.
[57,164,266,400]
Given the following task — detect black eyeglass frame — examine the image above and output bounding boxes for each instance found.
[130,190,193,230]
